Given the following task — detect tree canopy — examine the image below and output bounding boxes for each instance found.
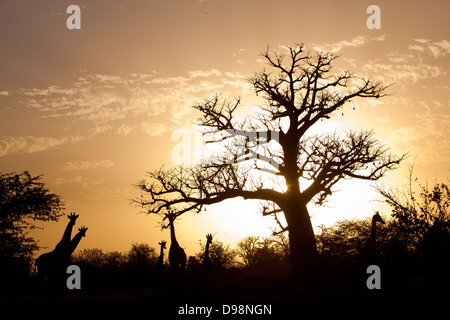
[0,171,64,261]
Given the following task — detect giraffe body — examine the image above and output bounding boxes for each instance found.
[165,212,186,279]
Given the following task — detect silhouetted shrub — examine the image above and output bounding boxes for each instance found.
[236,235,288,273]
[377,173,450,279]
[126,243,157,270]
[194,238,238,270]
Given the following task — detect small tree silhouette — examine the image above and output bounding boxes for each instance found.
[0,171,64,288]
[136,44,405,280]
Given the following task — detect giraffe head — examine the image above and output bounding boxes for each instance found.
[78,226,88,237]
[206,233,213,244]
[162,210,179,228]
[159,240,167,249]
[68,212,79,224]
[373,211,385,224]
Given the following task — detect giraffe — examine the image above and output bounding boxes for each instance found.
[153,240,168,290]
[202,233,214,270]
[68,226,88,256]
[155,240,167,270]
[54,212,79,253]
[35,213,87,287]
[164,211,186,279]
[361,211,385,265]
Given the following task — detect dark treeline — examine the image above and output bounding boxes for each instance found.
[1,174,449,300]
[65,233,292,298]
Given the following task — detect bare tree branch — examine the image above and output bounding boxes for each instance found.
[300,130,406,204]
[135,164,284,217]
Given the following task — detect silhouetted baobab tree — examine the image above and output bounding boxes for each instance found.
[136,44,405,280]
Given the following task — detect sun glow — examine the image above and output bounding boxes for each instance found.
[204,199,277,244]
[309,179,385,232]
[205,166,383,245]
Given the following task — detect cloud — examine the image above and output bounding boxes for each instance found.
[14,69,251,141]
[409,39,450,58]
[313,34,386,53]
[5,70,222,158]
[60,159,115,171]
[385,101,450,165]
[19,86,76,97]
[115,122,171,137]
[188,69,221,78]
[408,44,425,52]
[54,175,106,190]
[355,39,449,85]
[140,122,169,136]
[18,69,237,125]
[376,117,390,123]
[0,135,83,158]
[55,176,83,185]
[361,59,444,84]
[232,49,246,57]
[4,68,252,163]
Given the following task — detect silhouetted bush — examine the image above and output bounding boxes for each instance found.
[236,234,290,276]
[376,174,450,285]
[70,243,158,292]
[126,243,157,270]
[0,171,64,294]
[314,173,450,292]
[192,238,238,270]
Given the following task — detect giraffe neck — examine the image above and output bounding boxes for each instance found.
[205,241,211,258]
[68,232,84,254]
[159,245,165,261]
[60,221,76,245]
[370,218,377,240]
[170,220,178,245]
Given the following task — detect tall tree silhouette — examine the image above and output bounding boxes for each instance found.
[136,44,405,279]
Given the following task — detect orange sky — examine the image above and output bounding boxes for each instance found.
[0,0,449,257]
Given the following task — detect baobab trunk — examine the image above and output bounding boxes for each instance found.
[284,199,318,282]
